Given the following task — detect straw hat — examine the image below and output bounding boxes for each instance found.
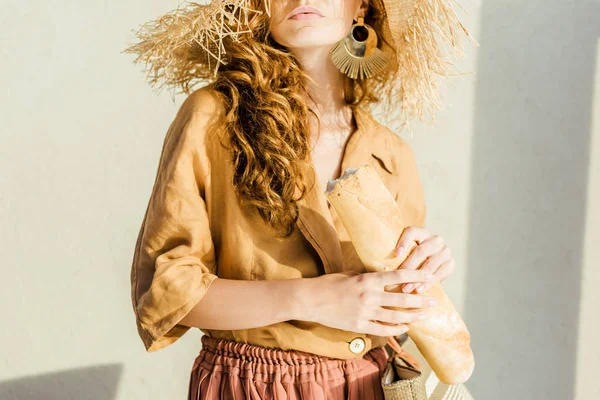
[123,0,478,130]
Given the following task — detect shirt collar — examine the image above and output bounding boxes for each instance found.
[351,105,395,175]
[293,105,396,275]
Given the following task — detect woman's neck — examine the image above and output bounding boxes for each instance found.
[294,46,353,133]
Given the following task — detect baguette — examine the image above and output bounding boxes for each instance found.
[325,164,474,384]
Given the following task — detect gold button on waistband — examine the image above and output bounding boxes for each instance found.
[349,337,366,354]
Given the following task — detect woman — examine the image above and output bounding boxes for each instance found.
[126,0,471,397]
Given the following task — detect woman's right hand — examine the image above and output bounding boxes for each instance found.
[305,269,438,337]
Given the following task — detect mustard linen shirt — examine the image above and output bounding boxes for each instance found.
[130,85,427,359]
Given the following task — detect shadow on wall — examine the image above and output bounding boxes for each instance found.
[0,364,123,400]
[464,1,600,399]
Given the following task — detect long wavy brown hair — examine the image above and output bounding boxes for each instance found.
[210,0,398,238]
[123,0,474,238]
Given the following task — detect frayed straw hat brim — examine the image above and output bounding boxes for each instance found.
[123,0,478,130]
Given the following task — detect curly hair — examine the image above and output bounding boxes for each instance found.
[205,0,400,238]
[123,0,474,238]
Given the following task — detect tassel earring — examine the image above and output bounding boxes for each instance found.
[330,16,390,80]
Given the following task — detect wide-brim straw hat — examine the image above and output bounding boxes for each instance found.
[123,0,478,131]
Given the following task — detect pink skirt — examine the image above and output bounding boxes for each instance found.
[188,334,390,399]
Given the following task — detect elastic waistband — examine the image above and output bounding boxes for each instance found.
[200,334,339,367]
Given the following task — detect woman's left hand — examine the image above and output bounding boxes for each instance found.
[393,226,456,294]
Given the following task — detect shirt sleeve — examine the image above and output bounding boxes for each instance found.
[130,106,219,353]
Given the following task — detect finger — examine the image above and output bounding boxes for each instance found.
[416,245,450,276]
[398,235,450,293]
[402,248,445,294]
[415,259,455,293]
[413,279,435,294]
[394,226,429,258]
[373,308,429,325]
[364,321,410,337]
[380,291,438,309]
[399,238,446,294]
[381,268,433,287]
[401,283,416,294]
[434,258,455,282]
[400,235,445,271]
[399,251,436,293]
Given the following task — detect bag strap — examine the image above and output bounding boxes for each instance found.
[386,335,422,371]
[386,335,404,355]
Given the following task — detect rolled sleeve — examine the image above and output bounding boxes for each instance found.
[130,107,219,352]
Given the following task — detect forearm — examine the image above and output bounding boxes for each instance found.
[179,276,317,331]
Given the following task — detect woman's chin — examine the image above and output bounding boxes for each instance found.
[272,25,344,50]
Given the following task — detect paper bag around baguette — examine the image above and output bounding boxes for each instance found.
[325,164,474,385]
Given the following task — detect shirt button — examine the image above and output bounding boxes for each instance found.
[349,337,366,354]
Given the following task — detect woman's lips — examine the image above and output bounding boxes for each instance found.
[289,13,324,21]
[287,6,325,21]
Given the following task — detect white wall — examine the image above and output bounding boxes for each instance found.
[1,0,598,399]
[1,1,204,399]
[575,38,600,400]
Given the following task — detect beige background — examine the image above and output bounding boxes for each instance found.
[1,0,599,399]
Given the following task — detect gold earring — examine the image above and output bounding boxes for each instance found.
[330,16,389,80]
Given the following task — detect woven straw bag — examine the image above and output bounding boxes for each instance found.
[382,336,475,400]
[382,335,428,400]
